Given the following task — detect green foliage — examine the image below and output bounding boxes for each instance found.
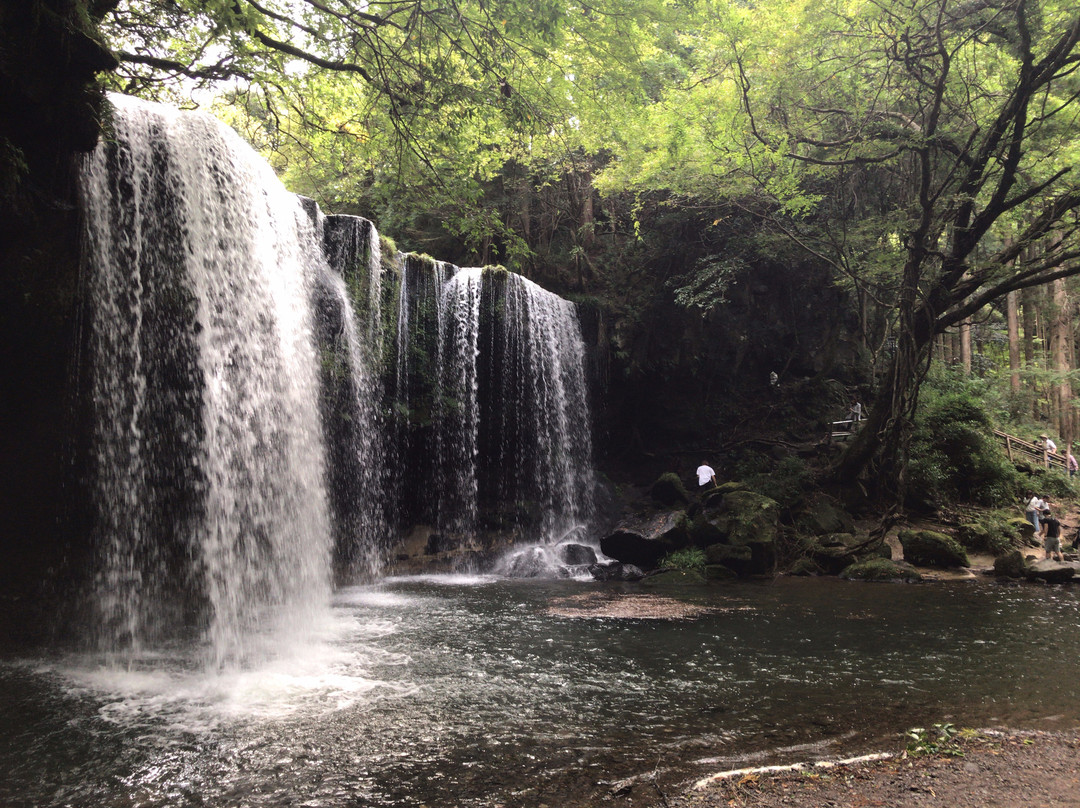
[957,512,1024,556]
[907,369,1023,508]
[735,455,814,511]
[659,546,707,573]
[905,723,964,758]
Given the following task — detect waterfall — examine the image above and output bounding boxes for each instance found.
[81,95,333,666]
[77,93,598,661]
[317,214,392,579]
[497,273,595,541]
[392,264,595,548]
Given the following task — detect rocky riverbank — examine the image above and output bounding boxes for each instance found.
[669,728,1080,808]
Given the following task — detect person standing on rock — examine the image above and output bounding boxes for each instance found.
[1042,512,1065,562]
[1025,493,1045,534]
[696,461,716,489]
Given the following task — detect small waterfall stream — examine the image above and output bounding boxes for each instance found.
[78,93,599,660]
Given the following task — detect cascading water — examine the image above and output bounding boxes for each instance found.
[80,95,334,666]
[437,267,484,536]
[78,93,599,666]
[316,213,393,580]
[391,261,597,564]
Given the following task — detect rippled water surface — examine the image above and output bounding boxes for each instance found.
[3,576,1080,807]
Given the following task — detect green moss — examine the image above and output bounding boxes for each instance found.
[840,558,921,582]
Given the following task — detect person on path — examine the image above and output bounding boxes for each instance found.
[1043,512,1065,562]
[849,399,863,423]
[1025,493,1046,534]
[1068,449,1077,478]
[1040,434,1058,454]
[696,461,716,489]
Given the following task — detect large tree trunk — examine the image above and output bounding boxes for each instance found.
[1052,278,1072,444]
[1007,290,1021,393]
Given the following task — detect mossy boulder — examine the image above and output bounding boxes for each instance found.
[641,568,708,587]
[704,543,753,576]
[711,491,780,547]
[795,494,856,536]
[788,557,822,576]
[817,532,858,548]
[898,530,970,568]
[958,515,1022,555]
[715,481,747,495]
[1008,518,1038,544]
[993,550,1027,579]
[840,558,922,583]
[704,564,739,581]
[956,522,991,551]
[650,472,691,507]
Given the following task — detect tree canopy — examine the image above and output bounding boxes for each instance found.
[90,0,1080,500]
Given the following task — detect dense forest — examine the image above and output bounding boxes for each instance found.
[3,0,1080,534]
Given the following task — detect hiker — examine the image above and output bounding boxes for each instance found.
[1042,512,1065,562]
[1068,449,1077,478]
[1025,493,1046,534]
[849,398,863,423]
[1040,434,1058,454]
[696,461,716,489]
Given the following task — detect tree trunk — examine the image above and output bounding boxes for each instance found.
[959,318,972,375]
[1022,283,1038,417]
[1006,290,1021,393]
[1052,278,1071,443]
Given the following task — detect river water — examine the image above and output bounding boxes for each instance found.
[2,576,1079,807]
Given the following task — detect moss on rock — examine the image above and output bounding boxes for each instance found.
[650,472,691,507]
[840,558,922,582]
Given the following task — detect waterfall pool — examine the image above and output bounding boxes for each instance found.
[2,576,1079,807]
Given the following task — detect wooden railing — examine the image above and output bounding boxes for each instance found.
[993,429,1070,471]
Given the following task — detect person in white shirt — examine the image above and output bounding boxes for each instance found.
[696,462,716,488]
[1025,493,1046,534]
[1041,435,1058,454]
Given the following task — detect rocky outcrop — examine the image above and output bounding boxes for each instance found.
[795,494,856,536]
[898,530,970,568]
[1025,560,1078,585]
[600,511,690,568]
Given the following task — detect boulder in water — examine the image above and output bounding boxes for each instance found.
[704,543,752,575]
[1025,560,1078,584]
[640,568,707,587]
[556,543,598,566]
[502,547,553,578]
[993,550,1028,579]
[588,561,645,581]
[840,558,921,583]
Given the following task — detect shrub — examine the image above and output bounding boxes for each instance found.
[660,546,707,573]
[907,371,1024,508]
